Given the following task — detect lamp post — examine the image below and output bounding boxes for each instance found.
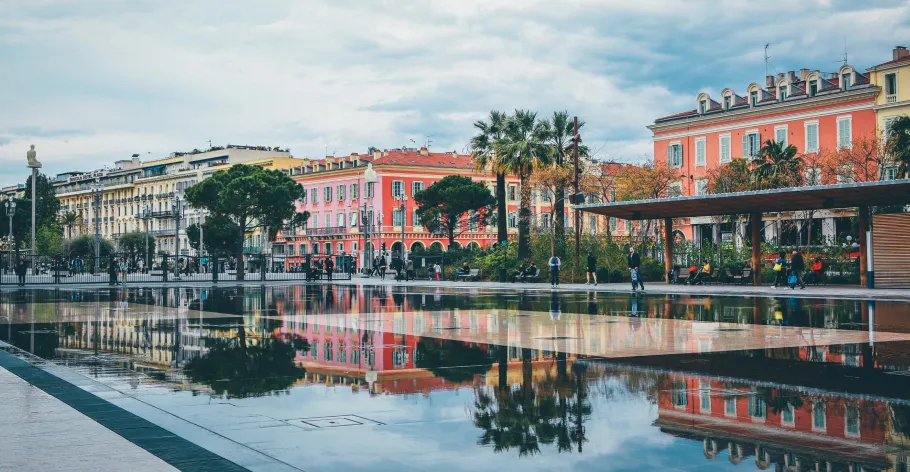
[142,204,151,272]
[91,183,102,274]
[395,193,408,261]
[5,195,16,273]
[172,195,183,279]
[363,163,378,273]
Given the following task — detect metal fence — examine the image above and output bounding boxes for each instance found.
[0,252,351,285]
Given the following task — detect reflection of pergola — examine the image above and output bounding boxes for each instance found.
[577,180,910,287]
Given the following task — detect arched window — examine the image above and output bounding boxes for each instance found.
[839,65,855,90]
[508,212,518,228]
[697,92,710,114]
[747,83,761,107]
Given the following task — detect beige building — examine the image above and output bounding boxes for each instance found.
[54,146,305,256]
[868,45,910,180]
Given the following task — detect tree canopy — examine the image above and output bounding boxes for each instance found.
[0,172,61,251]
[885,115,910,178]
[414,175,495,247]
[186,214,243,257]
[117,231,156,266]
[183,164,308,279]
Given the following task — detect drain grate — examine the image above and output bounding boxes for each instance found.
[435,327,463,330]
[285,415,384,430]
[716,328,749,332]
[534,336,578,340]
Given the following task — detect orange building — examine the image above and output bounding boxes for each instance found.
[649,62,880,243]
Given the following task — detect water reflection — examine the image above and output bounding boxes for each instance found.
[3,285,910,469]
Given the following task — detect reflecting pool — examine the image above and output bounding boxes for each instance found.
[3,285,910,471]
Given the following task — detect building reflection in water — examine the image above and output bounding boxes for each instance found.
[4,285,910,466]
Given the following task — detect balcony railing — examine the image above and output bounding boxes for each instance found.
[887,94,898,104]
[150,211,173,218]
[304,226,348,237]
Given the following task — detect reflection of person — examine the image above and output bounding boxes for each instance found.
[586,252,598,285]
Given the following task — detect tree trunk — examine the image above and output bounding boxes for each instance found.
[236,218,246,281]
[518,172,532,260]
[496,172,507,245]
[555,186,565,246]
[448,223,456,248]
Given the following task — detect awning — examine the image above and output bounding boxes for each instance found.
[576,179,910,220]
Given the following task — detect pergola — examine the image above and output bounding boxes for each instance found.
[576,179,910,286]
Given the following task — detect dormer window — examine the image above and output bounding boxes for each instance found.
[779,86,787,100]
[809,80,818,97]
[699,100,707,114]
[750,90,758,106]
[723,96,731,109]
[842,73,852,89]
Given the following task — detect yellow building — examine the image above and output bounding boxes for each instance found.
[868,45,910,179]
[54,146,306,256]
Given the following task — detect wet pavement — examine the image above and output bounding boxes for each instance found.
[3,285,910,471]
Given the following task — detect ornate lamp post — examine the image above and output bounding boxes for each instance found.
[142,204,151,272]
[363,163,378,273]
[171,194,184,279]
[26,145,41,256]
[5,195,16,272]
[90,183,103,274]
[394,193,408,260]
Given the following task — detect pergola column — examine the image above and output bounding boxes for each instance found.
[751,213,761,286]
[859,205,869,288]
[664,217,673,284]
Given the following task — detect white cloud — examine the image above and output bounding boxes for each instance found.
[0,0,907,183]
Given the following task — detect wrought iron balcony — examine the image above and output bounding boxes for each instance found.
[150,211,173,218]
[303,226,348,237]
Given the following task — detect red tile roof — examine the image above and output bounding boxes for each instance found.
[655,109,698,122]
[372,149,475,169]
[870,55,910,69]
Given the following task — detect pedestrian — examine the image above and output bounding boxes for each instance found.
[15,256,27,286]
[790,248,806,290]
[405,258,414,281]
[119,258,129,285]
[379,257,387,280]
[433,262,442,281]
[325,257,335,280]
[371,256,380,277]
[548,254,561,288]
[628,246,644,292]
[586,252,598,285]
[771,250,788,288]
[108,257,118,286]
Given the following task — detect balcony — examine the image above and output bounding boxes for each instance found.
[887,94,898,104]
[304,226,348,237]
[151,211,173,218]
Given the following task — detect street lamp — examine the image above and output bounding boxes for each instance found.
[5,195,16,272]
[90,183,103,274]
[142,204,151,272]
[363,163,378,273]
[171,194,184,279]
[395,193,408,261]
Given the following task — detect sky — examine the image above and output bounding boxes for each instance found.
[1,0,909,184]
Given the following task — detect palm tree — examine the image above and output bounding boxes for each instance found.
[886,115,910,178]
[542,112,590,247]
[471,111,509,246]
[497,110,551,260]
[751,140,803,190]
[59,210,81,239]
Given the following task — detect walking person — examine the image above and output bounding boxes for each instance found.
[586,252,598,286]
[379,256,387,280]
[405,258,414,281]
[325,257,335,280]
[790,249,806,290]
[118,258,129,286]
[433,262,442,281]
[548,254,561,288]
[628,246,644,292]
[771,251,788,288]
[108,257,118,286]
[15,256,27,286]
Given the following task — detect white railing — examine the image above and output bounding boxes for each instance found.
[887,94,898,104]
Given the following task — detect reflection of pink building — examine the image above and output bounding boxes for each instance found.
[273,147,555,271]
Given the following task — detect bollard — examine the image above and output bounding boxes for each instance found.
[162,254,169,283]
[212,256,219,284]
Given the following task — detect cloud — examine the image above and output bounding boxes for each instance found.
[0,0,907,184]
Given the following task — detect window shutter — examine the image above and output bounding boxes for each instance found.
[666,145,672,165]
[742,134,748,157]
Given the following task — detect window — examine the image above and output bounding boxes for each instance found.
[325,242,333,255]
[311,212,318,228]
[350,212,358,227]
[324,186,332,202]
[542,213,551,228]
[750,90,759,106]
[588,215,596,234]
[812,401,826,431]
[351,183,359,200]
[883,166,899,181]
[699,381,711,413]
[842,73,852,89]
[324,213,331,228]
[837,116,853,149]
[310,188,318,204]
[609,217,617,231]
[337,185,345,201]
[725,397,737,417]
[392,181,404,198]
[671,382,687,407]
[805,121,819,153]
[412,208,420,227]
[392,208,404,226]
[779,86,787,100]
[288,244,295,256]
[352,241,359,253]
[667,143,683,167]
[748,395,766,420]
[719,135,731,163]
[809,80,818,97]
[336,213,344,227]
[412,181,425,196]
[775,126,788,146]
[805,166,821,185]
[723,95,731,109]
[366,182,375,198]
[507,185,518,201]
[845,405,860,437]
[782,404,794,426]
[324,342,333,361]
[312,242,319,254]
[507,212,518,228]
[668,181,683,197]
[695,179,707,196]
[743,132,760,158]
[695,138,706,166]
[337,242,344,253]
[699,100,707,114]
[885,73,898,102]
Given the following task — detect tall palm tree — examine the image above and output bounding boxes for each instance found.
[59,210,81,239]
[751,140,803,190]
[542,111,590,245]
[497,110,551,260]
[886,115,910,178]
[471,111,509,246]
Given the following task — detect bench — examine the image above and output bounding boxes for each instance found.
[456,269,480,281]
[514,267,541,283]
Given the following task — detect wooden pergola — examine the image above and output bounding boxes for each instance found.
[576,179,910,286]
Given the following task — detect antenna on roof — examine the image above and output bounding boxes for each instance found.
[207,140,212,149]
[842,38,849,66]
[425,136,432,149]
[764,43,770,78]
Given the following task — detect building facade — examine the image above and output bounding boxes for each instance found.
[649,58,881,243]
[868,46,910,163]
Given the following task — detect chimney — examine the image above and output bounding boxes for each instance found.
[799,68,810,80]
[373,150,381,159]
[896,46,910,61]
[787,71,798,83]
[766,75,775,88]
[419,147,429,156]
